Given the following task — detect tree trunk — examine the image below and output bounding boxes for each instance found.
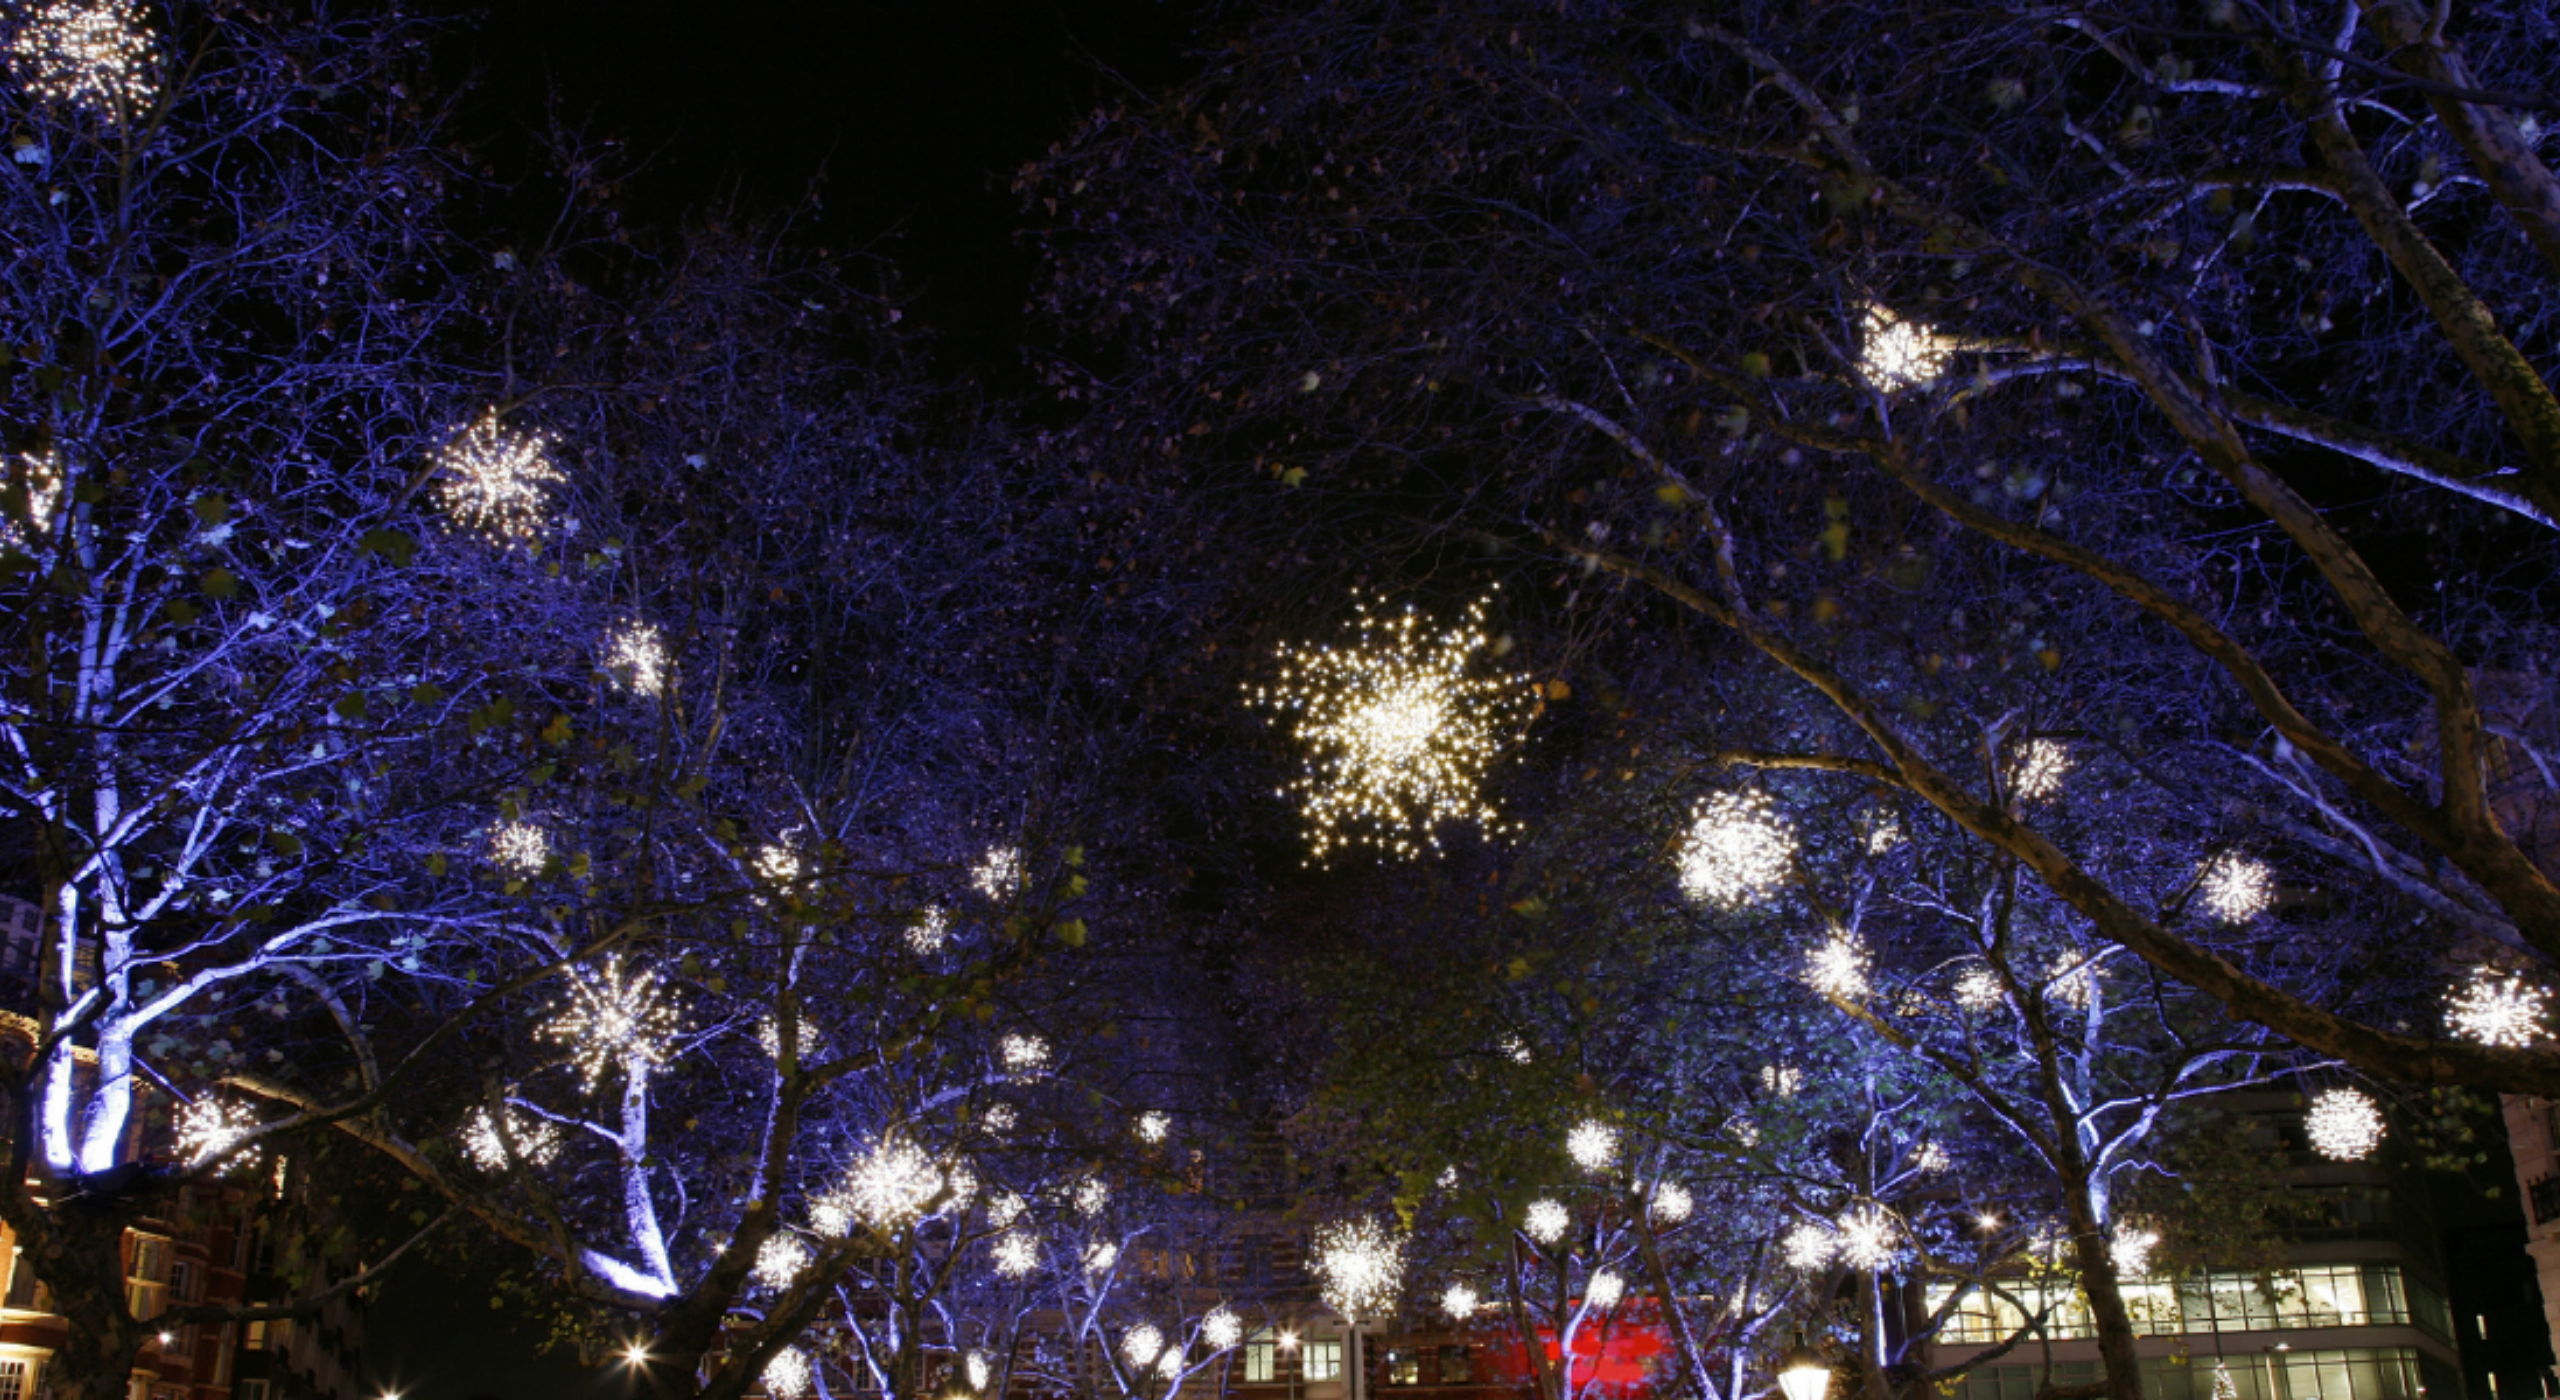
[2058,1182,2145,1400]
[32,1203,144,1400]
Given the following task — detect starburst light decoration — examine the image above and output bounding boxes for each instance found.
[176,1096,260,1168]
[544,958,681,1091]
[1122,1324,1166,1369]
[1837,1206,1896,1270]
[1954,967,2004,1012]
[1203,1307,1243,1351]
[2046,951,2099,1010]
[1856,305,1956,392]
[1566,1119,1618,1173]
[488,820,549,876]
[2111,1223,2159,1278]
[909,906,950,954]
[1082,1240,1119,1276]
[1311,1217,1406,1321]
[463,1105,561,1171]
[2211,1361,2240,1400]
[1522,1198,1569,1245]
[810,1196,854,1239]
[764,1347,814,1399]
[1073,1175,1110,1217]
[602,621,667,696]
[1865,811,1905,854]
[755,842,801,888]
[1784,1221,1837,1270]
[1760,1065,1802,1098]
[1585,1270,1626,1308]
[993,1230,1040,1278]
[973,846,1023,899]
[1247,593,1536,860]
[2197,855,2274,923]
[988,1190,1027,1229]
[999,1032,1052,1079]
[1136,1111,1171,1144]
[1678,791,1796,908]
[1910,1142,1951,1175]
[1,452,61,552]
[2010,740,2072,802]
[842,1136,965,1227]
[2448,968,2550,1048]
[1157,1349,1186,1379]
[9,0,157,115]
[754,1234,812,1290]
[1651,1181,1694,1223]
[1806,931,1871,1001]
[1443,1282,1480,1317]
[967,1354,993,1390]
[2305,1087,2386,1162]
[984,1103,1017,1135]
[434,413,564,543]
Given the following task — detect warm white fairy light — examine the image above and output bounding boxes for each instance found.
[1122,1324,1166,1369]
[1073,1175,1110,1217]
[1678,791,1796,908]
[999,1033,1052,1079]
[2305,1087,2386,1161]
[544,958,681,1091]
[2046,951,2100,1009]
[987,1190,1027,1229]
[2111,1223,2159,1278]
[602,621,667,696]
[176,1097,260,1168]
[2011,740,2072,801]
[1805,930,1871,1001]
[463,1105,560,1171]
[1203,1307,1243,1351]
[994,1230,1041,1277]
[10,0,156,115]
[434,413,564,543]
[1566,1119,1618,1173]
[1837,1206,1896,1270]
[754,1234,812,1290]
[755,842,802,888]
[1311,1217,1406,1321]
[1437,1165,1460,1190]
[1954,967,2004,1012]
[810,1196,854,1239]
[1865,812,1905,854]
[1784,1221,1837,1270]
[967,1354,993,1391]
[764,1347,814,1399]
[910,906,950,954]
[1856,305,1955,392]
[1136,1111,1171,1144]
[2448,968,2550,1048]
[1500,1033,1533,1064]
[1910,1142,1950,1174]
[1760,1065,1802,1098]
[1247,593,1536,859]
[1522,1198,1569,1245]
[1651,1181,1694,1223]
[2196,855,2274,923]
[841,1137,965,1228]
[1082,1241,1119,1276]
[1156,1349,1186,1379]
[1443,1282,1480,1318]
[973,846,1023,899]
[1,452,61,552]
[488,820,549,876]
[984,1103,1017,1135]
[1584,1270,1626,1308]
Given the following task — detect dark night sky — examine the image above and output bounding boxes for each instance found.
[424,0,1201,374]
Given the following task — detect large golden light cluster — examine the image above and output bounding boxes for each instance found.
[544,958,682,1091]
[176,1096,260,1168]
[1248,594,1535,859]
[10,0,156,115]
[1856,305,1956,393]
[1311,1217,1406,1321]
[435,412,564,544]
[1678,791,1796,908]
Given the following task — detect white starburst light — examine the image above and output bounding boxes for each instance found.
[1136,1111,1171,1144]
[1650,1181,1694,1223]
[755,841,802,888]
[1953,967,2003,1012]
[10,0,156,115]
[488,820,549,876]
[1443,1282,1480,1317]
[973,846,1022,899]
[435,413,564,544]
[764,1347,814,1399]
[1312,1217,1406,1321]
[1585,1270,1625,1308]
[2046,951,2099,1009]
[2,452,61,552]
[1157,1349,1186,1379]
[2110,1223,2159,1278]
[754,1234,812,1290]
[1082,1240,1119,1276]
[994,1230,1041,1277]
[987,1190,1027,1229]
[602,621,667,696]
[1806,930,1871,1001]
[1122,1324,1166,1369]
[1522,1198,1569,1245]
[1856,305,1955,392]
[1073,1175,1110,1217]
[543,958,681,1091]
[1247,594,1535,859]
[967,1354,993,1390]
[1678,791,1796,908]
[2197,855,2274,923]
[984,1103,1017,1135]
[1203,1307,1243,1351]
[1566,1119,1618,1172]
[2449,968,2550,1048]
[2305,1087,2386,1162]
[999,1032,1052,1080]
[1783,1221,1837,1270]
[463,1105,561,1171]
[176,1096,260,1168]
[841,1136,965,1228]
[1836,1206,1896,1270]
[909,905,950,953]
[2011,740,2072,801]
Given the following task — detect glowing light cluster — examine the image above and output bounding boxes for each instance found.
[1523,1198,1569,1245]
[1761,1065,1802,1098]
[1805,930,1871,1000]
[1911,1142,1950,1175]
[1954,967,2003,1012]
[2198,855,2274,923]
[754,1233,812,1290]
[2,452,61,552]
[488,820,549,876]
[1836,1206,1896,1270]
[993,1231,1040,1277]
[1312,1217,1406,1321]
[983,1103,1017,1135]
[973,846,1022,900]
[1783,1221,1836,1270]
[967,1354,993,1390]
[987,1190,1027,1229]
[2448,968,2550,1048]
[1136,1111,1171,1144]
[1123,1325,1166,1369]
[839,1136,968,1228]
[999,1033,1052,1079]
[544,958,681,1091]
[909,906,949,954]
[602,621,666,696]
[2111,1223,2159,1278]
[1247,593,1535,859]
[1651,1181,1694,1223]
[1203,1307,1243,1351]
[764,1347,814,1399]
[1157,1349,1186,1379]
[2305,1087,2386,1162]
[435,413,564,543]
[2011,740,2072,801]
[176,1096,260,1168]
[1678,791,1796,908]
[2046,951,2099,1009]
[1566,1119,1617,1172]
[10,0,156,115]
[1584,1269,1626,1308]
[1857,305,1956,392]
[1073,1175,1110,1217]
[756,843,801,888]
[463,1105,561,1171]
[1443,1282,1480,1317]
[1083,1241,1119,1276]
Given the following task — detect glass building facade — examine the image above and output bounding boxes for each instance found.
[1945,1349,2463,1400]
[1925,1265,2456,1347]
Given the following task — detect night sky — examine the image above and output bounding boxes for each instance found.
[368,4,1199,1391]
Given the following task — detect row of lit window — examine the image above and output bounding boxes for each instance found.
[1241,1336,1476,1386]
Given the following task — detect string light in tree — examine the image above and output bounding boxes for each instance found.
[1073,1175,1111,1217]
[2197,855,2275,923]
[1650,1181,1694,1223]
[1566,1119,1618,1172]
[764,1347,814,1400]
[1311,1217,1406,1321]
[1805,931,1871,1000]
[1856,305,1956,392]
[1442,1282,1480,1318]
[754,1234,812,1290]
[1783,1221,1837,1270]
[544,959,681,1091]
[2448,968,2550,1048]
[434,413,564,543]
[9,0,156,115]
[1910,1143,1950,1175]
[176,1097,260,1168]
[993,1231,1040,1278]
[1122,1325,1166,1369]
[755,842,802,888]
[1082,1241,1119,1276]
[983,1103,1017,1135]
[463,1105,560,1171]
[999,1033,1052,1080]
[2010,740,2072,801]
[2046,951,2100,1009]
[2211,1361,2240,1400]
[1246,593,1535,859]
[488,820,549,876]
[973,846,1022,900]
[2304,1087,2387,1162]
[1760,1065,1802,1098]
[1522,1198,1569,1245]
[909,906,950,954]
[1203,1307,1243,1351]
[967,1355,993,1391]
[2110,1223,2159,1278]
[1954,967,2004,1012]
[1136,1111,1171,1144]
[1585,1270,1626,1308]
[1,452,61,552]
[1678,791,1795,908]
[602,622,667,696]
[1837,1207,1896,1270]
[987,1191,1027,1229]
[841,1136,965,1228]
[1156,1349,1186,1380]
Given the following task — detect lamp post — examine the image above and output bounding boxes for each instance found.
[1778,1334,1833,1400]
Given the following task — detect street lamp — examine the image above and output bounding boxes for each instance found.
[1778,1334,1832,1400]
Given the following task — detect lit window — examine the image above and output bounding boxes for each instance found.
[1388,1350,1419,1386]
[1245,1333,1276,1384]
[1304,1342,1343,1382]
